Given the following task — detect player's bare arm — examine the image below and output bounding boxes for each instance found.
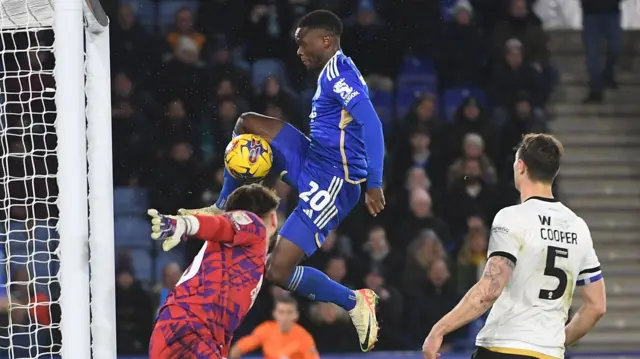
[565,279,606,346]
[422,255,515,359]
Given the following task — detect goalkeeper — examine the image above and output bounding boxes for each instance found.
[148,184,279,359]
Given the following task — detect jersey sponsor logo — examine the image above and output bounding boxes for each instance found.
[491,226,509,235]
[333,78,359,106]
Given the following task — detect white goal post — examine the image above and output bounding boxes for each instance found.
[0,0,115,358]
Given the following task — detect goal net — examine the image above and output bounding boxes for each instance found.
[0,0,114,358]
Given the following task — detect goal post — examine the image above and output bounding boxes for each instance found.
[0,0,115,357]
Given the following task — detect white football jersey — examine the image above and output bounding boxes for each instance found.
[476,197,602,359]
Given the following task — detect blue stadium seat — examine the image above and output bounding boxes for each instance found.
[395,83,437,119]
[397,57,438,88]
[370,90,394,130]
[441,86,489,122]
[128,248,153,282]
[114,187,148,217]
[114,216,151,247]
[252,59,287,93]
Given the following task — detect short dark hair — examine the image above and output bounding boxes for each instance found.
[297,10,343,36]
[275,294,298,309]
[516,133,564,183]
[224,183,280,220]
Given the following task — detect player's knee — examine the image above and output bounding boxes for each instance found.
[236,112,261,134]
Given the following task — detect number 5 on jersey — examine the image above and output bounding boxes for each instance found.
[299,178,343,230]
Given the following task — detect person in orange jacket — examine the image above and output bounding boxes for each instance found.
[230,294,319,359]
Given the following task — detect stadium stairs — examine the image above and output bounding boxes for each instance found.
[548,30,640,353]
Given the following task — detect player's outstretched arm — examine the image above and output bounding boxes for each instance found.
[565,279,606,346]
[229,323,267,359]
[148,210,237,251]
[422,255,515,359]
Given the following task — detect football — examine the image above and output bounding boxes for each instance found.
[224,134,273,180]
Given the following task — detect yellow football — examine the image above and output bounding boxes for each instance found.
[224,134,273,180]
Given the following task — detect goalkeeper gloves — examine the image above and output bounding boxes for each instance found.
[147,209,198,252]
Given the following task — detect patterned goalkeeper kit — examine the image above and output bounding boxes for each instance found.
[149,211,268,359]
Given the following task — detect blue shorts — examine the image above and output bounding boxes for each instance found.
[271,123,361,256]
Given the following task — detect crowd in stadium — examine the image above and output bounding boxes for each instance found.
[0,0,557,356]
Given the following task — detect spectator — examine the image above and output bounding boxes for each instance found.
[211,98,240,155]
[499,94,547,173]
[207,36,251,98]
[439,0,487,89]
[363,271,404,350]
[306,303,356,353]
[156,262,182,312]
[403,229,448,297]
[157,36,208,111]
[407,258,461,350]
[110,4,156,82]
[398,188,452,249]
[357,226,402,285]
[304,230,353,271]
[254,77,300,128]
[149,141,202,214]
[166,8,206,52]
[115,267,153,354]
[456,227,488,293]
[245,3,286,60]
[446,97,498,164]
[580,0,622,103]
[444,158,500,231]
[156,99,200,155]
[492,0,549,69]
[447,133,498,188]
[489,39,545,128]
[324,257,355,289]
[9,268,51,326]
[341,0,395,91]
[395,127,446,191]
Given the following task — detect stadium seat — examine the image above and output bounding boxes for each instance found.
[397,57,438,88]
[114,216,151,247]
[441,86,489,122]
[395,83,437,119]
[128,248,153,282]
[114,187,148,217]
[369,90,393,130]
[252,59,287,93]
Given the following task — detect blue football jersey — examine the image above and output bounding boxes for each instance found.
[307,50,370,184]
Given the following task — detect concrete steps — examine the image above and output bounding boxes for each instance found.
[549,30,640,352]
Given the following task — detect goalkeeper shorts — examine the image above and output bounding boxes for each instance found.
[149,305,222,359]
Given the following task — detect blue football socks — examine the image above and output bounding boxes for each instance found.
[287,266,356,311]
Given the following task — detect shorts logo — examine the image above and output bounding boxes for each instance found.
[333,78,359,106]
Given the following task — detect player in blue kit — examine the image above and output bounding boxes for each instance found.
[182,10,384,351]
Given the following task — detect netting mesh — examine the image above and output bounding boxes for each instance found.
[0,2,62,357]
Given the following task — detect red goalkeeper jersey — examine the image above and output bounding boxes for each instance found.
[159,210,268,356]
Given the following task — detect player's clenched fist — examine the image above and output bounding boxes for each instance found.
[365,187,386,217]
[148,209,189,252]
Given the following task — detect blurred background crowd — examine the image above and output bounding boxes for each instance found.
[2,0,629,357]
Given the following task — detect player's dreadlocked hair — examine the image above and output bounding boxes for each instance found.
[297,9,343,36]
[516,133,564,183]
[225,183,280,220]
